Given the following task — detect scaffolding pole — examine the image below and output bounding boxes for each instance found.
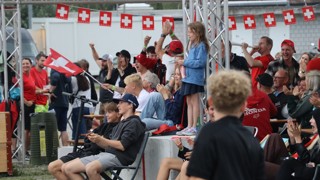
[1,0,25,163]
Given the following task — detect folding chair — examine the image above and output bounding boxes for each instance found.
[313,164,320,180]
[244,126,258,137]
[100,132,150,180]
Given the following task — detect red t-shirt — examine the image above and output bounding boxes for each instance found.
[23,72,36,102]
[30,67,49,105]
[242,89,277,141]
[251,54,274,89]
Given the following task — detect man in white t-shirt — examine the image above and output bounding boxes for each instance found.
[156,21,184,82]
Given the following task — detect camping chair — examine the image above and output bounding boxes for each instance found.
[244,126,258,137]
[100,132,150,180]
[313,164,320,180]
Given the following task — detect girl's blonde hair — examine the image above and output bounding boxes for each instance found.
[188,21,210,52]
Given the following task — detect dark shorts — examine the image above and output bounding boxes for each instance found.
[24,104,35,130]
[180,82,204,96]
[53,107,68,131]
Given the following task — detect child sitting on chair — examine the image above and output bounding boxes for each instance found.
[48,102,120,179]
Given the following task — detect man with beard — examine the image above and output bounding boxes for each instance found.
[242,36,274,89]
[30,52,50,112]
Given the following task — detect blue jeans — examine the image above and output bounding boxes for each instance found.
[140,92,173,130]
[71,107,89,140]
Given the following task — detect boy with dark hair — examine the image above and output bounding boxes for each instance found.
[63,94,146,180]
[48,102,120,179]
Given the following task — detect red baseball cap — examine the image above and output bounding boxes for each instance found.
[167,40,183,56]
[281,39,296,53]
[152,124,178,135]
[135,53,155,69]
[306,58,320,72]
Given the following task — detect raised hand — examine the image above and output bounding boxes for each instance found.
[144,36,151,47]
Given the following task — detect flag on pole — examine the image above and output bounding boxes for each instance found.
[44,48,83,77]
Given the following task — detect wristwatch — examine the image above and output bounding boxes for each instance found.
[160,34,166,38]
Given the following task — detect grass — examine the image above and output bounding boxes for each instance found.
[0,162,53,180]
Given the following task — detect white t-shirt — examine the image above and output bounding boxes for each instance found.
[161,54,176,82]
[71,76,93,108]
[136,89,150,112]
[113,76,122,99]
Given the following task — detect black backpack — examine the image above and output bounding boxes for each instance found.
[153,59,167,85]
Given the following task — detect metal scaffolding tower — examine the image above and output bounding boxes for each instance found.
[182,0,229,124]
[1,0,25,162]
[1,0,229,163]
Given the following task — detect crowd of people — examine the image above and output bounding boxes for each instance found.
[7,19,320,179]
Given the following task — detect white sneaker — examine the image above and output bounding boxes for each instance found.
[182,127,197,136]
[176,127,190,135]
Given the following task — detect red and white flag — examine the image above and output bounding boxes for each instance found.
[120,14,133,29]
[142,16,154,30]
[56,4,69,20]
[302,6,315,21]
[99,11,112,26]
[263,13,276,27]
[243,15,256,29]
[282,9,296,25]
[44,49,83,77]
[78,8,91,23]
[162,17,175,31]
[228,16,237,30]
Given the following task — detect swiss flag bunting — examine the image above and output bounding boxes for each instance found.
[263,13,276,27]
[302,6,315,21]
[120,14,133,29]
[54,5,317,31]
[99,11,112,26]
[78,8,91,23]
[162,17,175,31]
[228,16,237,30]
[282,9,296,25]
[142,16,154,30]
[44,49,84,77]
[243,15,256,29]
[56,4,69,20]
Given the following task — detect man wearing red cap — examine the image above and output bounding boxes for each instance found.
[242,36,274,89]
[156,21,184,82]
[134,53,156,79]
[266,39,300,88]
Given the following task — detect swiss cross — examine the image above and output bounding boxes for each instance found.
[57,7,67,17]
[304,9,313,19]
[229,18,235,28]
[122,16,131,26]
[244,17,254,27]
[79,10,89,21]
[143,18,153,28]
[284,12,294,22]
[265,15,274,25]
[101,14,110,24]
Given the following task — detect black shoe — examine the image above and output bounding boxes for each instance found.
[25,152,30,161]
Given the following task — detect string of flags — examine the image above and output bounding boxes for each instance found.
[55,3,317,31]
[229,6,316,30]
[55,4,174,30]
